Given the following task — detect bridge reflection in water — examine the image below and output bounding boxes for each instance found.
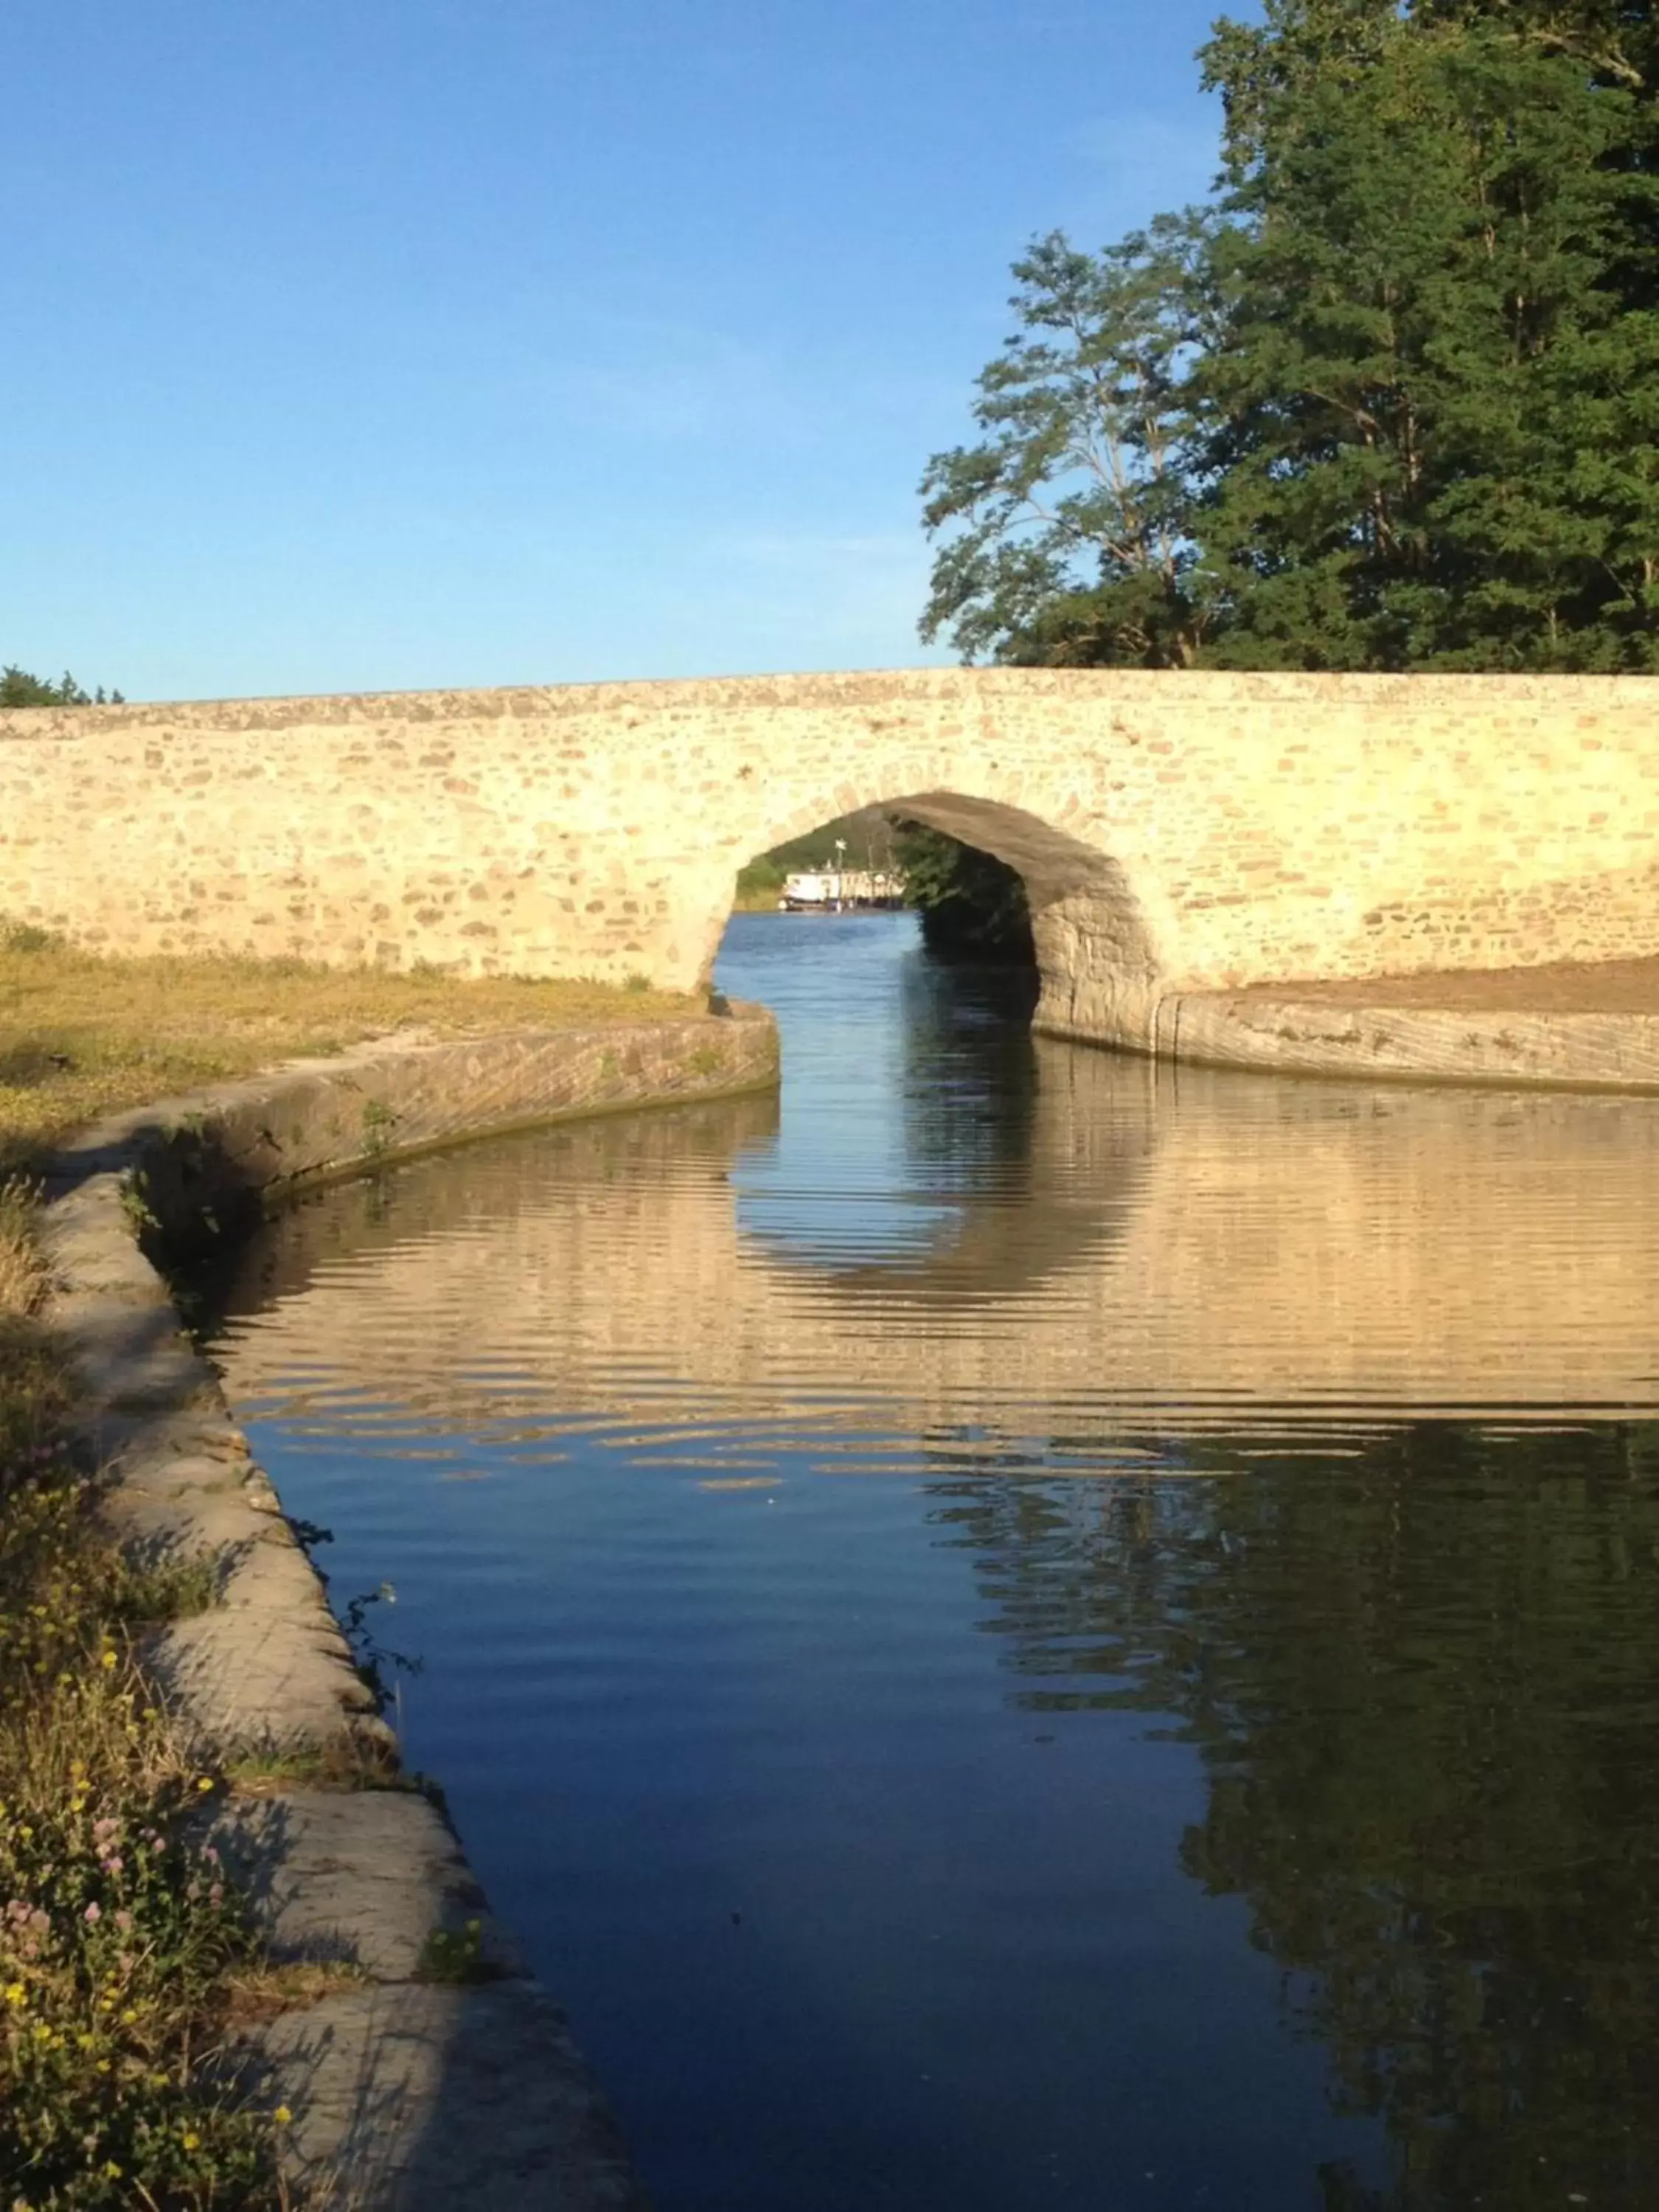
[204,916,1659,2212]
[214,1048,1659,1440]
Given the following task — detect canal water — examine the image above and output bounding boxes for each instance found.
[201,912,1659,2211]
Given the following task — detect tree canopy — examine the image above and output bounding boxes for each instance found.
[922,0,1659,672]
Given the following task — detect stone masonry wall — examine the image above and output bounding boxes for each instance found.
[3,667,1657,1051]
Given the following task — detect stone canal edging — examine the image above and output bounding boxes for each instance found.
[1133,987,1659,1090]
[37,1000,778,2211]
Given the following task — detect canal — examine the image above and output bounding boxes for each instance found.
[201,911,1659,2211]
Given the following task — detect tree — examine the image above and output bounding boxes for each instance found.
[1,666,124,707]
[1197,4,1659,670]
[918,217,1223,667]
[921,0,1659,673]
[891,821,1034,963]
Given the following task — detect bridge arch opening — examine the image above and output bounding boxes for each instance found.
[716,788,1166,1049]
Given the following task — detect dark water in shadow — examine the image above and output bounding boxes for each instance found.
[201,912,1659,2211]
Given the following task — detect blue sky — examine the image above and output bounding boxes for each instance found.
[4,1,1234,700]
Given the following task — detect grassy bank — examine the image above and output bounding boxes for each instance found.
[0,927,693,1178]
[0,1187,291,2208]
[0,931,703,2205]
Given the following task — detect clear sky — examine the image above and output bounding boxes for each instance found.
[4,0,1235,700]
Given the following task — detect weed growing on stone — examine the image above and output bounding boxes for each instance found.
[223,1735,404,1798]
[116,1169,161,1237]
[357,1099,398,1161]
[414,1919,493,1985]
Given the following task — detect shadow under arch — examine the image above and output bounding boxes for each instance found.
[731,987,1154,1312]
[717,785,1167,1048]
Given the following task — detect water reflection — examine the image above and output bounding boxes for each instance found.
[213,1043,1659,1439]
[933,1425,1659,2208]
[200,915,1659,2211]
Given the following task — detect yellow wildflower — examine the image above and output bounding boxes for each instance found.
[274,2105,293,2125]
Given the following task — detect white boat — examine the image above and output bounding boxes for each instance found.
[779,868,905,912]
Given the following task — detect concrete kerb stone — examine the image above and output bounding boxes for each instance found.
[34,1004,777,2209]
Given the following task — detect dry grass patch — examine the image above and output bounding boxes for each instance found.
[0,926,693,1177]
[0,1177,49,1317]
[220,1959,368,2028]
[223,1738,405,1799]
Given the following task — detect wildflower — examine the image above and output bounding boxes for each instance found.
[114,1910,132,1934]
[83,1902,100,1924]
[274,2106,292,2125]
[195,1776,214,1792]
[3,1983,24,2006]
[181,2132,200,2152]
[100,1650,116,1669]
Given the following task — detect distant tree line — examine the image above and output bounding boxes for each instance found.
[1,665,124,707]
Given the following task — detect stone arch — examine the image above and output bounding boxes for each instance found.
[711,782,1169,1049]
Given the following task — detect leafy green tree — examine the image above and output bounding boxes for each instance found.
[922,0,1659,673]
[918,218,1223,667]
[1198,6,1659,669]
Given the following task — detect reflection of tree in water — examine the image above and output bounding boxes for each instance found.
[896,948,1039,1193]
[927,1424,1659,2209]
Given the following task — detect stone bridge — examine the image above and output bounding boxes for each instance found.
[4,667,1658,1054]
